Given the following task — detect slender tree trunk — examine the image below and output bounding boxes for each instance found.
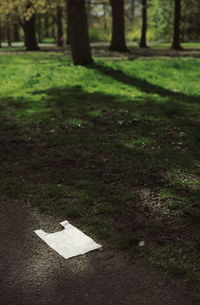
[103,4,108,32]
[7,28,12,47]
[109,0,128,52]
[37,14,42,43]
[66,4,70,45]
[13,22,20,41]
[67,0,93,65]
[66,23,70,45]
[51,23,56,41]
[0,21,2,47]
[139,0,148,48]
[0,28,2,48]
[130,0,135,22]
[6,19,12,47]
[171,0,182,50]
[57,6,64,47]
[23,15,40,51]
[44,14,50,38]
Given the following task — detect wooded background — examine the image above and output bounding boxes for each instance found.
[0,0,199,64]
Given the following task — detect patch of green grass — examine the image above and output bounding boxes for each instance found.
[82,219,112,240]
[116,235,140,250]
[150,42,200,49]
[0,178,26,199]
[167,262,187,277]
[151,245,200,284]
[64,207,82,218]
[46,184,67,198]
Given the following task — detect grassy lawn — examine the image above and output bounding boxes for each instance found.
[0,51,200,283]
[150,41,200,49]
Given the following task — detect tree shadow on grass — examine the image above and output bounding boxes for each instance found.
[0,82,200,269]
[89,62,200,104]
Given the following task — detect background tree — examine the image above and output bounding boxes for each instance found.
[23,13,40,50]
[110,0,128,51]
[0,0,199,53]
[139,0,148,48]
[6,16,12,47]
[171,0,182,50]
[0,0,55,50]
[67,0,93,65]
[181,0,200,42]
[56,5,64,47]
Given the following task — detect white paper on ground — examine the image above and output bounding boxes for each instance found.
[34,220,102,259]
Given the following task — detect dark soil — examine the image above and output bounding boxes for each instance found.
[0,196,200,305]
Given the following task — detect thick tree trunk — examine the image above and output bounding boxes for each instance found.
[109,0,128,52]
[139,0,148,48]
[23,15,40,51]
[57,6,64,47]
[67,0,93,65]
[172,0,182,50]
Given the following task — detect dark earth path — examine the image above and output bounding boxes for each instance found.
[0,196,200,305]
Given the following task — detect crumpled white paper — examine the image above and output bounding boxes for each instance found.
[34,220,102,259]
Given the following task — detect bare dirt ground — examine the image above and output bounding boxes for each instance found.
[0,196,200,305]
[0,42,200,59]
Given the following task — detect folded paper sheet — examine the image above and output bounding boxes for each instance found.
[34,220,102,259]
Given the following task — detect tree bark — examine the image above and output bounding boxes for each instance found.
[23,15,40,51]
[130,0,135,22]
[44,13,50,38]
[6,20,12,47]
[13,22,20,42]
[0,27,2,48]
[67,0,93,65]
[109,0,128,52]
[37,14,42,43]
[139,0,148,48]
[66,3,70,45]
[57,6,64,47]
[172,0,182,50]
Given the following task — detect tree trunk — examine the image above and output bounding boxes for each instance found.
[172,0,182,50]
[109,0,128,52]
[23,15,40,51]
[139,0,148,48]
[57,6,64,47]
[66,22,70,45]
[0,28,2,48]
[67,0,93,65]
[66,3,70,45]
[13,22,20,41]
[51,23,56,41]
[37,14,42,43]
[44,14,50,38]
[130,0,135,22]
[6,21,12,47]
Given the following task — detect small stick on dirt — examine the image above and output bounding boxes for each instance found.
[177,237,196,251]
[27,199,31,208]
